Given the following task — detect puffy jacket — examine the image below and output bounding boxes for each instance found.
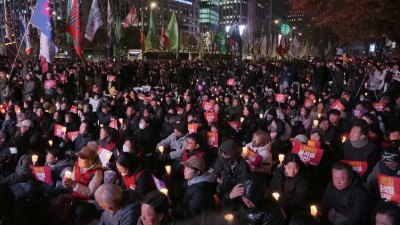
[71,156,103,199]
[121,157,157,197]
[43,155,74,197]
[100,190,142,225]
[224,105,243,122]
[136,125,160,153]
[0,154,34,186]
[67,133,94,152]
[98,112,111,125]
[157,132,188,160]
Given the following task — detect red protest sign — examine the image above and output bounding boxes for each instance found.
[188,124,198,134]
[109,120,118,130]
[202,101,215,111]
[227,79,235,86]
[373,102,386,112]
[59,75,67,83]
[204,112,218,122]
[378,173,400,203]
[67,131,79,142]
[275,94,287,103]
[330,99,345,111]
[44,80,56,89]
[207,132,218,147]
[176,107,184,115]
[307,140,321,148]
[292,141,324,166]
[341,160,368,177]
[107,75,116,82]
[92,86,99,93]
[242,148,263,170]
[70,105,77,113]
[303,99,314,109]
[227,121,242,132]
[30,165,53,185]
[54,124,66,136]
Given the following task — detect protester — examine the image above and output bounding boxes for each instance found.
[138,191,173,225]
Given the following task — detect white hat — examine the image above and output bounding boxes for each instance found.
[16,119,34,128]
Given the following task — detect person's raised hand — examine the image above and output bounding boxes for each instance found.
[229,183,244,199]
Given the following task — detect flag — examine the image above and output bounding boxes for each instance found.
[107,0,117,49]
[85,0,103,42]
[40,56,49,74]
[219,31,227,53]
[19,7,32,55]
[31,0,58,64]
[277,36,287,56]
[145,9,155,52]
[140,30,145,52]
[115,16,124,43]
[160,26,169,48]
[66,0,82,58]
[261,35,267,55]
[293,36,300,48]
[165,11,179,50]
[228,21,242,57]
[123,7,138,28]
[3,3,12,41]
[66,0,71,43]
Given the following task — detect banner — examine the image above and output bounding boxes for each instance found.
[188,124,198,134]
[204,112,218,122]
[227,121,242,132]
[84,0,103,42]
[202,101,214,111]
[303,99,314,109]
[307,140,321,148]
[59,75,67,83]
[30,165,53,185]
[330,100,345,111]
[67,131,79,142]
[378,173,400,203]
[341,160,368,177]
[227,79,235,86]
[91,86,99,93]
[54,124,66,136]
[242,147,263,170]
[373,102,386,112]
[292,141,324,166]
[107,75,116,82]
[109,120,118,130]
[66,0,82,58]
[275,94,287,103]
[44,80,56,89]
[207,132,218,147]
[97,147,113,167]
[123,7,138,28]
[352,109,368,118]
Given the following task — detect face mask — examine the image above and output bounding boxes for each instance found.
[122,145,131,153]
[94,96,99,100]
[252,141,261,147]
[202,81,206,85]
[271,126,277,132]
[267,115,273,121]
[360,98,364,101]
[223,157,233,164]
[121,173,127,176]
[139,123,145,129]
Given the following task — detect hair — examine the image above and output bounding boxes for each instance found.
[332,162,354,177]
[283,153,303,167]
[329,109,341,117]
[289,212,319,225]
[65,112,75,122]
[81,120,94,134]
[141,191,170,216]
[141,117,152,126]
[376,200,400,225]
[310,128,325,143]
[361,112,375,122]
[252,131,270,146]
[300,106,311,119]
[144,106,155,115]
[351,119,370,137]
[243,105,256,121]
[0,130,9,141]
[116,152,140,176]
[46,147,65,160]
[273,119,286,138]
[387,127,400,137]
[84,103,93,111]
[94,184,123,208]
[101,126,114,138]
[186,133,204,148]
[210,121,220,131]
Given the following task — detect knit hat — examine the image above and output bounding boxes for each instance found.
[175,121,188,134]
[76,141,98,161]
[7,111,16,120]
[382,146,400,162]
[294,134,309,144]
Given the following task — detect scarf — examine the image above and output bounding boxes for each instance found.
[350,138,368,149]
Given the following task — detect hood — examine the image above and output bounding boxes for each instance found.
[188,171,216,186]
[219,139,241,161]
[82,155,102,172]
[46,155,74,169]
[246,143,268,153]
[241,173,267,207]
[116,190,142,216]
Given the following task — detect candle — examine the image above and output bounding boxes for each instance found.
[319,98,321,102]
[160,188,168,196]
[240,117,244,123]
[272,193,280,201]
[342,137,346,143]
[48,140,53,146]
[365,93,368,96]
[100,124,103,128]
[313,100,316,103]
[119,118,123,124]
[106,153,112,161]
[311,205,318,217]
[259,114,263,119]
[240,94,242,98]
[278,154,285,163]
[45,110,49,113]
[159,146,164,153]
[165,166,171,175]
[224,214,234,221]
[32,155,38,165]
[97,120,99,125]
[313,120,318,126]
[318,114,321,119]
[242,147,248,155]
[65,171,72,179]
[16,109,21,114]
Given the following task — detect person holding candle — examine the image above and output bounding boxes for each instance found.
[310,102,327,121]
[224,97,243,122]
[269,153,309,220]
[269,119,293,162]
[116,152,156,196]
[96,126,119,163]
[13,119,44,159]
[238,105,258,145]
[136,117,160,154]
[244,131,272,174]
[172,156,216,220]
[32,107,53,137]
[156,121,188,162]
[328,109,350,151]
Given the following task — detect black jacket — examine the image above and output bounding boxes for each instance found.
[13,128,44,156]
[121,157,157,197]
[67,133,94,152]
[320,171,370,225]
[136,125,160,153]
[98,111,111,125]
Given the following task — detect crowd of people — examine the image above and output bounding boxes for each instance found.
[0,56,399,225]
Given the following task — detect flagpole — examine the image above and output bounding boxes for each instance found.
[9,0,40,77]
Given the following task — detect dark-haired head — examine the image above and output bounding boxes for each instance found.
[376,200,400,225]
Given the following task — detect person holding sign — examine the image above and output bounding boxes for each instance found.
[238,106,258,144]
[319,162,370,225]
[156,121,189,161]
[97,127,119,167]
[244,131,273,174]
[269,153,309,219]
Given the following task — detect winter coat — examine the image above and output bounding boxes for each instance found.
[245,143,272,174]
[224,105,243,122]
[121,157,157,196]
[100,190,142,225]
[239,116,258,144]
[0,77,8,103]
[71,157,103,198]
[157,132,188,160]
[161,114,182,139]
[279,68,292,84]
[13,128,44,156]
[125,114,140,137]
[320,171,370,225]
[23,79,35,101]
[173,172,216,220]
[67,133,94,152]
[269,166,309,218]
[367,161,400,194]
[43,155,74,197]
[136,125,160,154]
[33,113,53,136]
[368,70,382,91]
[0,154,34,186]
[97,138,119,160]
[98,112,111,125]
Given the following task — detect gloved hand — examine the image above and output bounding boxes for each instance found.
[158,153,171,162]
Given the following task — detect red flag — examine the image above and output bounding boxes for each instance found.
[40,56,48,74]
[160,26,169,48]
[140,30,145,52]
[277,36,287,56]
[66,0,83,58]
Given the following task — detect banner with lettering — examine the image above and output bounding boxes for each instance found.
[67,131,79,142]
[352,109,368,118]
[378,173,400,203]
[242,147,263,170]
[330,100,345,111]
[107,75,116,82]
[204,112,218,122]
[292,141,324,166]
[341,160,368,176]
[307,140,321,148]
[373,102,386,112]
[188,124,198,134]
[30,165,53,185]
[202,101,215,111]
[54,124,66,136]
[44,80,57,89]
[109,120,118,130]
[207,132,218,147]
[275,94,287,103]
[227,79,235,86]
[303,99,314,109]
[227,121,242,132]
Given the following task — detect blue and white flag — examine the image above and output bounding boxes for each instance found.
[19,8,32,55]
[31,0,58,63]
[85,0,103,42]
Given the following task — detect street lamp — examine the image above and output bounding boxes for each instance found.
[151,3,156,9]
[274,20,278,24]
[293,27,296,29]
[299,32,302,36]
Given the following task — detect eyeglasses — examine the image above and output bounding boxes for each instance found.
[186,141,195,145]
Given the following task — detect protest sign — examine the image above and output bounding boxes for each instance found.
[341,160,368,177]
[30,165,53,185]
[207,132,218,147]
[292,141,324,166]
[378,173,400,203]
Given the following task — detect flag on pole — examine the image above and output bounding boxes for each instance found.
[160,26,169,48]
[140,30,145,53]
[19,7,32,55]
[3,3,12,41]
[277,36,287,56]
[219,31,227,53]
[66,0,83,58]
[85,0,103,42]
[107,0,117,49]
[66,0,72,43]
[145,9,155,52]
[165,11,179,50]
[31,0,58,65]
[123,7,138,28]
[115,16,124,43]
